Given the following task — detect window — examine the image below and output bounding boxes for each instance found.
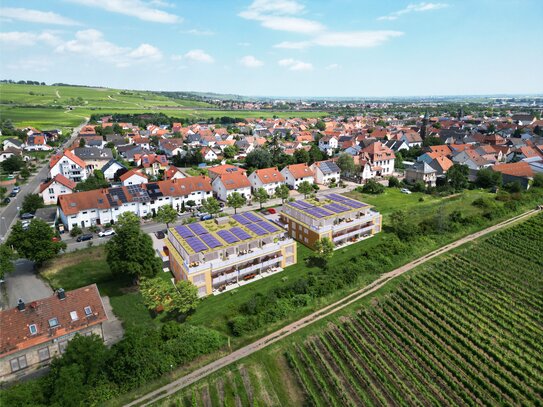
[38,347,50,362]
[48,188,54,194]
[84,306,92,316]
[48,318,59,328]
[10,356,27,372]
[29,324,37,335]
[58,340,68,354]
[70,311,78,321]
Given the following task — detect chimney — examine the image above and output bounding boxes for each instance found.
[17,298,25,311]
[57,288,66,300]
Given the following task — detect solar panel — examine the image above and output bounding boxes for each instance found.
[231,227,251,240]
[323,204,345,214]
[296,201,314,208]
[217,229,239,244]
[342,198,366,209]
[201,234,223,249]
[232,214,250,225]
[242,212,261,222]
[188,223,208,235]
[288,202,305,210]
[246,223,267,236]
[306,208,325,218]
[175,225,194,238]
[186,236,207,252]
[258,221,278,233]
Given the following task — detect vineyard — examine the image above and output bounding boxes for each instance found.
[285,213,543,406]
[156,213,543,407]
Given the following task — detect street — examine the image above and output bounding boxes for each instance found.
[0,119,88,242]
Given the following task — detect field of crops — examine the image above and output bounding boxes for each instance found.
[285,213,543,406]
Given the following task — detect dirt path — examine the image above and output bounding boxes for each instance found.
[126,209,540,407]
[55,90,61,98]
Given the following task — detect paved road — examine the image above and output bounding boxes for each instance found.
[0,120,88,242]
[2,259,53,308]
[125,208,540,407]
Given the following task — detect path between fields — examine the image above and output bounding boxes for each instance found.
[126,209,540,407]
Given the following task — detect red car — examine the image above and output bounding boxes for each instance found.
[267,208,276,214]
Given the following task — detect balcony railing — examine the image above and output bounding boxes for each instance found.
[333,225,374,243]
[212,256,283,285]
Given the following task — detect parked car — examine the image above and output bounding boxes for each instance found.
[20,213,34,220]
[400,188,412,194]
[98,229,115,237]
[12,186,20,193]
[76,233,93,242]
[2,197,10,204]
[9,191,17,198]
[155,230,165,239]
[200,214,213,221]
[51,236,61,242]
[21,220,31,229]
[267,208,277,214]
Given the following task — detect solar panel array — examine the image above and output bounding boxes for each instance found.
[287,195,367,219]
[259,221,278,233]
[185,236,207,253]
[319,161,341,174]
[242,212,262,222]
[188,223,207,235]
[246,223,267,236]
[217,229,239,244]
[232,214,250,225]
[231,227,251,241]
[175,225,194,238]
[201,234,222,249]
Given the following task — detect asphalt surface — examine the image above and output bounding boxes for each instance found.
[3,259,53,308]
[0,120,88,242]
[126,208,540,407]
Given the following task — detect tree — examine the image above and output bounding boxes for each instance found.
[1,155,23,173]
[533,173,543,188]
[315,120,326,131]
[155,205,177,229]
[201,197,221,218]
[446,164,469,191]
[390,210,420,240]
[21,193,44,214]
[141,278,199,315]
[423,136,442,147]
[314,237,334,262]
[106,212,161,280]
[79,138,86,147]
[7,220,66,265]
[226,192,246,214]
[336,153,355,175]
[186,200,196,210]
[254,188,269,209]
[308,144,323,164]
[362,179,385,194]
[275,184,290,203]
[20,166,30,180]
[223,145,238,159]
[388,176,401,188]
[475,168,502,189]
[294,149,310,164]
[297,181,313,198]
[75,170,109,191]
[0,244,15,280]
[0,186,6,200]
[245,148,272,169]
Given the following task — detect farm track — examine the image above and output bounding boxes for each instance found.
[126,208,540,407]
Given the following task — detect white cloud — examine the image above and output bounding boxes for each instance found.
[240,55,264,68]
[183,49,214,63]
[274,31,403,49]
[325,63,340,70]
[378,2,448,21]
[55,29,163,67]
[0,7,80,26]
[278,58,313,71]
[185,29,214,36]
[68,0,181,23]
[0,31,61,47]
[274,41,311,49]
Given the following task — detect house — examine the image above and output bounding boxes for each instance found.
[159,139,185,158]
[384,139,409,152]
[212,172,252,201]
[280,194,381,250]
[399,131,423,148]
[73,147,113,172]
[318,135,339,156]
[25,135,52,151]
[101,159,127,181]
[164,165,185,181]
[200,146,218,162]
[120,169,148,186]
[0,285,107,382]
[34,207,58,228]
[491,162,534,189]
[39,174,77,205]
[281,164,314,189]
[49,150,88,183]
[405,161,437,187]
[0,147,23,163]
[311,160,341,186]
[134,154,168,176]
[248,167,285,196]
[452,149,491,171]
[2,138,24,150]
[207,164,246,181]
[166,212,297,297]
[428,156,454,175]
[359,142,396,178]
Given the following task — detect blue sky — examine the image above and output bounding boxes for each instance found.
[1,0,542,97]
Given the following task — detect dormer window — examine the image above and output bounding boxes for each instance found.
[84,306,92,316]
[70,311,78,321]
[29,324,37,335]
[48,318,59,328]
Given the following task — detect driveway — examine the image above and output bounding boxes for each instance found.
[2,259,53,308]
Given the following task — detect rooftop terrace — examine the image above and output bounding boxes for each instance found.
[284,193,370,220]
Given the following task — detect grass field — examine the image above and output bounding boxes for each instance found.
[156,212,543,406]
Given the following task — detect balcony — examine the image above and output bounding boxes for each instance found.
[333,225,374,243]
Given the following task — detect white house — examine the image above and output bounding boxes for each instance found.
[359,142,396,178]
[49,150,88,183]
[310,160,341,185]
[39,174,76,205]
[25,135,52,152]
[318,135,338,156]
[101,159,127,181]
[200,147,218,162]
[281,164,315,189]
[211,172,252,201]
[120,169,148,186]
[248,167,286,196]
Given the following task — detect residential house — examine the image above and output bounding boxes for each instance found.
[318,135,338,156]
[49,150,88,183]
[2,138,24,150]
[134,154,168,177]
[164,165,185,181]
[200,146,218,162]
[207,164,246,181]
[39,174,77,205]
[159,139,185,158]
[311,160,341,186]
[212,172,252,201]
[405,161,437,187]
[384,139,409,152]
[360,142,396,178]
[0,285,107,382]
[281,164,315,189]
[0,147,23,163]
[492,162,534,189]
[73,147,113,172]
[120,169,148,186]
[101,159,127,181]
[25,135,51,151]
[248,167,285,196]
[452,149,492,171]
[428,156,454,175]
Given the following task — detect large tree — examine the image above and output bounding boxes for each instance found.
[226,192,246,214]
[253,187,269,209]
[201,197,221,218]
[314,237,334,262]
[0,244,15,280]
[7,220,66,265]
[106,212,161,280]
[245,148,272,169]
[21,193,44,214]
[446,164,469,191]
[308,144,324,164]
[155,205,177,229]
[297,181,313,198]
[223,145,238,159]
[294,149,310,164]
[475,168,502,189]
[336,153,355,175]
[1,155,23,173]
[140,277,199,315]
[275,184,290,203]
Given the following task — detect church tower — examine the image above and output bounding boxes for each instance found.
[420,109,429,140]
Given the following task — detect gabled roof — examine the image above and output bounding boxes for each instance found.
[313,160,341,174]
[59,189,110,215]
[39,174,77,193]
[254,167,285,184]
[208,164,246,177]
[492,162,534,178]
[216,172,251,190]
[50,149,86,169]
[0,284,107,357]
[429,156,454,172]
[361,141,396,161]
[101,158,127,173]
[409,161,437,174]
[284,163,314,179]
[119,168,148,182]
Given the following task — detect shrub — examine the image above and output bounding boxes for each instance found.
[361,179,385,194]
[228,315,259,336]
[388,176,401,188]
[70,225,82,237]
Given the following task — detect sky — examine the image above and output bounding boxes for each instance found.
[0,0,542,97]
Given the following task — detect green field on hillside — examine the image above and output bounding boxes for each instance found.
[157,213,543,406]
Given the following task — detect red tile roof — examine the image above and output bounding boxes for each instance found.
[217,172,251,190]
[0,284,107,357]
[119,168,148,182]
[59,189,110,215]
[207,164,246,177]
[492,162,534,178]
[254,167,285,184]
[157,176,213,196]
[39,174,76,193]
[50,149,86,169]
[285,163,314,179]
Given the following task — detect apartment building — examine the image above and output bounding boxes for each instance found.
[167,212,297,297]
[0,285,107,382]
[280,194,381,250]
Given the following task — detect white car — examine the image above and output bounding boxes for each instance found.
[98,229,115,237]
[400,188,412,194]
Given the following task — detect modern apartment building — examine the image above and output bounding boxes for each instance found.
[167,212,297,297]
[280,193,381,250]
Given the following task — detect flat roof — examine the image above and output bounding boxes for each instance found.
[284,194,369,220]
[170,212,283,255]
